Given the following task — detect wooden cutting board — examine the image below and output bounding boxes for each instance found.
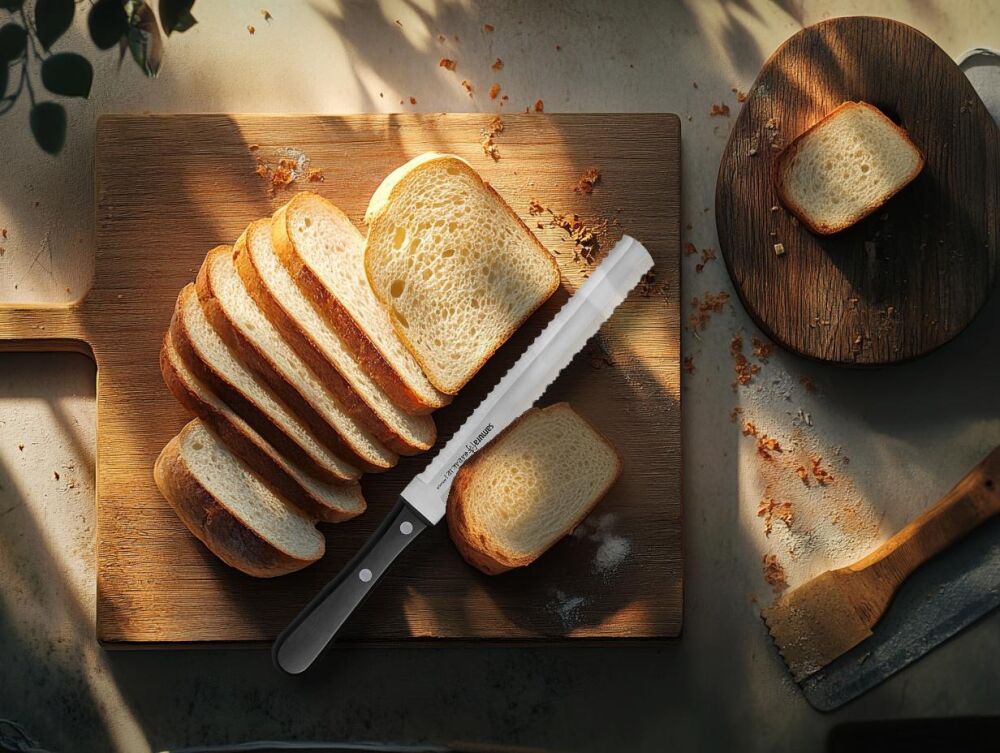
[0,114,681,644]
[717,16,1000,365]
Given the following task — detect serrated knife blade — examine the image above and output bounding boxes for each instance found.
[273,235,654,674]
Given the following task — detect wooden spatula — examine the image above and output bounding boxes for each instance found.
[762,445,1000,682]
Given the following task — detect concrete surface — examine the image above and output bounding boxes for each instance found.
[2,1,1000,751]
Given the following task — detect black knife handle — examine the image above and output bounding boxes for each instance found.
[272,497,428,674]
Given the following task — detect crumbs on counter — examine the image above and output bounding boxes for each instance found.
[492,57,504,71]
[409,96,417,105]
[1,228,7,239]
[528,199,606,264]
[762,554,788,593]
[307,168,324,183]
[730,335,760,387]
[751,336,772,361]
[489,83,501,100]
[758,497,794,536]
[575,167,601,194]
[757,435,783,461]
[483,23,494,32]
[17,443,24,451]
[254,147,312,194]
[733,88,747,102]
[710,103,730,117]
[528,199,545,216]
[53,471,59,480]
[683,355,695,374]
[729,406,743,423]
[247,24,255,34]
[534,99,544,113]
[461,79,474,97]
[811,457,833,485]
[688,291,730,331]
[261,9,272,21]
[683,242,698,256]
[742,420,758,437]
[480,116,504,161]
[795,465,810,485]
[695,246,716,273]
[636,269,668,298]
[439,57,457,71]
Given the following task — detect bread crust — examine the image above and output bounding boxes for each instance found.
[169,283,358,485]
[271,196,448,414]
[234,220,434,456]
[160,332,364,522]
[774,101,925,235]
[363,154,561,395]
[446,403,622,575]
[195,244,396,473]
[154,430,323,578]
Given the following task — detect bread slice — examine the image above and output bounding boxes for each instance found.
[160,330,365,523]
[271,193,449,414]
[775,101,924,235]
[196,244,397,473]
[170,283,360,484]
[447,403,622,574]
[154,420,326,577]
[235,219,436,456]
[364,153,561,394]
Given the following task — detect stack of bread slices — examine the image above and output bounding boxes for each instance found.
[154,153,561,577]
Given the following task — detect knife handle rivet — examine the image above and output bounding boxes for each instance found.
[399,521,414,535]
[358,568,373,583]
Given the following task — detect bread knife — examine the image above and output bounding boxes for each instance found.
[273,235,654,674]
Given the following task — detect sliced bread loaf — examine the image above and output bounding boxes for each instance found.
[196,243,397,473]
[154,420,326,578]
[169,283,361,484]
[235,219,435,456]
[364,153,561,395]
[160,330,365,522]
[447,402,622,575]
[271,192,449,414]
[775,101,924,235]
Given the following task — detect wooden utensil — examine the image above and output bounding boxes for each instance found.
[763,445,1000,681]
[717,16,1000,365]
[0,113,682,645]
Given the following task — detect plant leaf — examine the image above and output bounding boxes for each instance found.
[34,0,74,51]
[88,0,128,50]
[159,0,196,36]
[125,0,162,77]
[30,101,66,154]
[41,52,92,97]
[0,23,27,61]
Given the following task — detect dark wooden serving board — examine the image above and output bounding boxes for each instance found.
[0,114,681,644]
[717,16,1000,365]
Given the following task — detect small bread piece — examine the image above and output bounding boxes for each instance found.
[447,403,622,575]
[160,330,365,523]
[196,244,397,473]
[170,283,360,484]
[235,219,435,456]
[775,101,924,235]
[365,153,561,394]
[154,420,326,578]
[271,193,449,414]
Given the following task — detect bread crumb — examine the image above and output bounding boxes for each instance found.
[710,103,730,117]
[762,554,788,593]
[489,83,501,100]
[483,23,494,32]
[17,443,24,451]
[683,356,695,374]
[635,270,668,298]
[795,465,810,486]
[683,242,698,256]
[729,406,743,423]
[491,57,503,71]
[736,90,747,102]
[53,471,60,480]
[757,435,783,460]
[260,9,272,21]
[307,168,324,182]
[480,116,504,161]
[574,167,600,194]
[439,58,457,71]
[695,246,716,273]
[528,199,545,216]
[742,421,758,437]
[811,457,833,485]
[247,24,255,34]
[409,96,417,105]
[1,228,6,239]
[534,99,544,112]
[730,336,760,387]
[751,336,772,361]
[758,497,794,536]
[688,291,730,331]
[461,80,474,97]
[774,242,786,256]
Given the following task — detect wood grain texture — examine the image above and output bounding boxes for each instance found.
[3,113,681,644]
[717,16,1000,365]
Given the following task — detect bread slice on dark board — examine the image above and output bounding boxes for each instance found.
[447,403,622,575]
[234,219,436,456]
[196,243,398,473]
[160,330,365,523]
[271,193,449,414]
[154,420,326,578]
[364,153,561,395]
[169,282,361,485]
[774,101,924,235]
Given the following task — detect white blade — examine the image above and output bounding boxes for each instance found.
[402,235,654,524]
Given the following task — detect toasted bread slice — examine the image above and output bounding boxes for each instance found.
[160,330,365,522]
[271,193,449,414]
[775,101,924,235]
[235,219,435,456]
[447,403,622,574]
[196,244,397,473]
[365,153,561,394]
[154,420,326,578]
[169,283,360,484]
